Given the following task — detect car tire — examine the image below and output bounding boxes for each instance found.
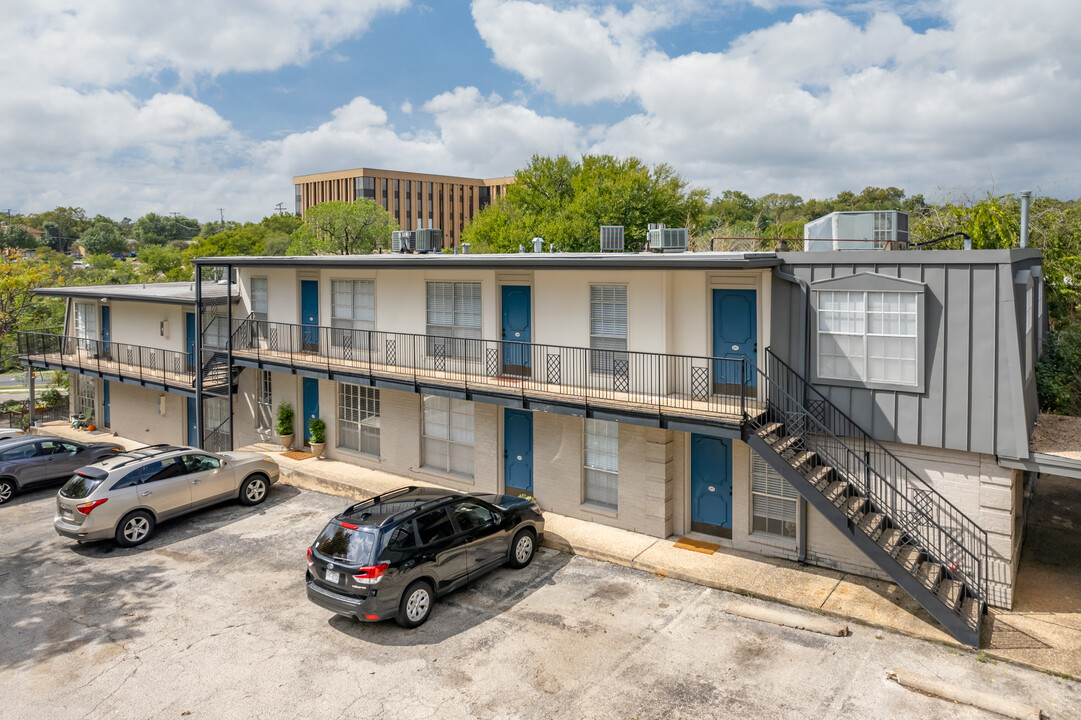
[115,510,155,547]
[238,474,269,506]
[0,478,15,505]
[508,528,536,569]
[396,580,435,629]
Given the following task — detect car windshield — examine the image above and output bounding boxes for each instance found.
[59,473,106,499]
[313,522,376,566]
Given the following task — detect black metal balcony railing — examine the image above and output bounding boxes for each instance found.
[230,318,757,422]
[18,332,196,389]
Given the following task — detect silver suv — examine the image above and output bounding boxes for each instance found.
[54,444,280,547]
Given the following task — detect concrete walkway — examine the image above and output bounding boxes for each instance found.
[30,421,1081,679]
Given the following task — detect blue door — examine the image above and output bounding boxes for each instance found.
[100,306,111,357]
[303,377,319,443]
[713,289,757,389]
[501,285,531,374]
[690,434,732,537]
[301,280,319,351]
[187,396,198,447]
[102,381,111,427]
[186,312,196,369]
[503,408,533,493]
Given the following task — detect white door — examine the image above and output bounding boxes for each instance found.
[73,303,98,352]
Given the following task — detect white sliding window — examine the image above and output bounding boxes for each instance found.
[331,279,375,350]
[818,290,918,386]
[751,452,798,538]
[421,394,474,477]
[338,383,380,456]
[589,285,627,375]
[583,419,618,509]
[426,282,481,359]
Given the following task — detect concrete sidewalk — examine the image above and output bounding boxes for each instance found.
[30,421,1081,680]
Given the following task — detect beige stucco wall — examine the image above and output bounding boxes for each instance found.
[101,381,187,446]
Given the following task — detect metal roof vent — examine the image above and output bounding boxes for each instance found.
[600,225,624,252]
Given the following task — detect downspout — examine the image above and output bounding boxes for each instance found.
[773,264,811,563]
[1019,191,1031,248]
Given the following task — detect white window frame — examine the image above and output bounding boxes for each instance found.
[750,452,798,539]
[589,285,627,375]
[817,289,919,388]
[73,302,97,352]
[338,382,380,456]
[75,375,95,419]
[250,277,268,319]
[426,282,481,360]
[255,370,273,434]
[421,394,474,478]
[331,279,375,350]
[583,419,618,510]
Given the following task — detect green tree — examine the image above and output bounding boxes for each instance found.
[288,200,395,255]
[137,245,186,281]
[0,224,38,250]
[133,213,171,245]
[79,221,126,255]
[0,258,65,369]
[30,207,86,253]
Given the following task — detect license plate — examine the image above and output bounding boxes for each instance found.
[60,507,73,520]
[324,569,340,584]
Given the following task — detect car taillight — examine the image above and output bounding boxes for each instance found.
[352,563,389,585]
[340,521,360,530]
[76,498,108,515]
[306,547,314,566]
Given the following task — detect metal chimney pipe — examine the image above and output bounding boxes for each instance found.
[462,243,470,254]
[532,237,543,253]
[1020,191,1032,248]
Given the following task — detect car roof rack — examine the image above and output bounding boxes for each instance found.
[105,444,185,470]
[377,495,457,528]
[343,486,417,516]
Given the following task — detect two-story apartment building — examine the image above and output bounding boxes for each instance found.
[20,245,1045,648]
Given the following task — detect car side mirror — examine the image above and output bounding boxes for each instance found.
[492,512,503,525]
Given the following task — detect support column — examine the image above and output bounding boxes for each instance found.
[27,369,35,427]
[195,264,204,449]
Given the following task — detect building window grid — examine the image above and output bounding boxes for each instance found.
[590,285,628,374]
[818,290,918,386]
[76,375,95,419]
[256,370,273,433]
[751,452,798,538]
[421,395,474,477]
[338,383,380,456]
[426,282,481,359]
[331,279,375,347]
[583,419,618,509]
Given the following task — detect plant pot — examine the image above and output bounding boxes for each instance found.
[310,442,325,459]
[279,434,294,451]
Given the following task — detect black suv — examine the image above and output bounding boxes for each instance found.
[306,486,544,628]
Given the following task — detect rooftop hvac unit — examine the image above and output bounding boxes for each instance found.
[804,211,909,252]
[392,230,416,253]
[600,225,625,252]
[647,223,689,252]
[414,228,443,253]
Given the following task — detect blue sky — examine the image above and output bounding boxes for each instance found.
[2,0,1078,222]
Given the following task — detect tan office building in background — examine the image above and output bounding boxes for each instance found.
[293,168,514,249]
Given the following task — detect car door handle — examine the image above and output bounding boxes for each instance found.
[191,479,201,484]
[140,491,153,496]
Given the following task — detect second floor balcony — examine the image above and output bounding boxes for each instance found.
[230,318,759,431]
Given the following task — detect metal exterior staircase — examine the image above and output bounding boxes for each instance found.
[195,351,237,396]
[742,350,987,647]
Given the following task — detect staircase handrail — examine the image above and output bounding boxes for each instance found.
[756,348,988,604]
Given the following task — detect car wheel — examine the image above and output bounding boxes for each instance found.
[0,478,15,505]
[508,529,536,569]
[238,474,269,506]
[396,580,434,629]
[115,510,155,547]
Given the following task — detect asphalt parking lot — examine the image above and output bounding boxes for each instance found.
[2,483,1078,720]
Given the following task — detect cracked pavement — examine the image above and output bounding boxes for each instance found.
[2,483,1079,719]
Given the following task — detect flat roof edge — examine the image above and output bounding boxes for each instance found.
[191,253,782,269]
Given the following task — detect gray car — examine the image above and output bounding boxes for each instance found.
[0,436,122,505]
[54,444,280,547]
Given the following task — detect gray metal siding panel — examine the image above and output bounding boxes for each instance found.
[943,265,972,451]
[919,265,946,448]
[968,266,999,454]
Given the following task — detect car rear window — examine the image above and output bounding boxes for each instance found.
[314,522,376,566]
[59,472,105,499]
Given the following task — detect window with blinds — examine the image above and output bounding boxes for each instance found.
[331,279,375,349]
[421,394,474,477]
[583,419,618,509]
[338,383,380,456]
[250,277,269,342]
[426,282,481,359]
[751,451,798,538]
[590,285,627,374]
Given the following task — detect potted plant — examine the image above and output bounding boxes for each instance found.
[308,417,326,459]
[276,401,295,451]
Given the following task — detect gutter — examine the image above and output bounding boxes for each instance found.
[998,453,1081,481]
[773,265,812,563]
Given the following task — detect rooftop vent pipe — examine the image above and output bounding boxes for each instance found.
[1020,191,1031,248]
[462,243,470,254]
[532,237,544,253]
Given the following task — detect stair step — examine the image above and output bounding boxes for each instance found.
[897,546,923,573]
[806,465,832,490]
[937,579,964,612]
[842,495,866,521]
[857,512,885,541]
[756,422,783,438]
[877,529,904,557]
[772,436,799,454]
[789,451,815,471]
[916,561,943,591]
[961,596,981,630]
[824,480,848,506]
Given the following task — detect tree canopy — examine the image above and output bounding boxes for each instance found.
[287,200,395,255]
[462,154,708,253]
[79,220,126,255]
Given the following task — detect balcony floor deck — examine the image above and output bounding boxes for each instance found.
[28,351,195,390]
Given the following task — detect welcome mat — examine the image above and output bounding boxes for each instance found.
[673,537,720,555]
[281,450,315,461]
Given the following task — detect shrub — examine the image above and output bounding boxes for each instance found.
[40,388,65,407]
[308,418,326,444]
[276,401,294,436]
[1036,329,1081,415]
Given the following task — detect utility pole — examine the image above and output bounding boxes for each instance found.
[218,208,226,232]
[275,202,285,215]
